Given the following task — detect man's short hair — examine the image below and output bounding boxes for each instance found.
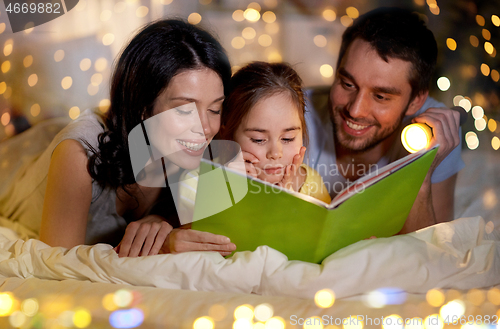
[337,7,437,101]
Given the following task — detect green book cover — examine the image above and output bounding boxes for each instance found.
[191,146,437,263]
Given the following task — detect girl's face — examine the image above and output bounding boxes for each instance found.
[148,68,224,170]
[233,92,303,184]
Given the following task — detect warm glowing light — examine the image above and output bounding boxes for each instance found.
[233,318,252,329]
[95,58,108,72]
[100,9,112,21]
[489,119,498,132]
[248,2,261,11]
[363,290,387,308]
[465,131,479,150]
[346,7,359,19]
[426,289,445,307]
[208,304,227,321]
[161,0,173,4]
[439,300,465,321]
[54,49,65,62]
[302,316,323,329]
[340,15,353,27]
[459,99,472,112]
[322,9,336,22]
[262,11,276,23]
[493,15,500,27]
[73,308,91,328]
[3,39,13,56]
[484,42,494,55]
[28,74,38,87]
[133,6,148,18]
[1,61,10,73]
[9,311,27,327]
[231,37,245,49]
[69,107,80,120]
[437,77,450,91]
[267,51,282,63]
[424,315,443,329]
[0,293,14,316]
[405,318,424,329]
[482,29,491,41]
[265,22,279,34]
[314,289,335,308]
[30,104,41,117]
[446,38,457,51]
[471,106,484,119]
[466,288,485,306]
[199,0,212,5]
[470,35,479,47]
[429,6,440,15]
[343,316,364,329]
[1,113,10,126]
[91,73,103,86]
[382,314,404,329]
[264,0,278,8]
[23,55,33,68]
[492,137,500,151]
[244,8,260,22]
[320,64,334,78]
[233,10,245,22]
[242,27,256,39]
[193,316,214,329]
[476,15,485,26]
[491,69,500,82]
[475,117,486,131]
[234,304,254,320]
[188,13,202,25]
[62,76,73,90]
[426,0,437,8]
[102,293,118,311]
[80,58,91,71]
[265,316,285,329]
[254,303,273,322]
[0,23,5,34]
[258,34,272,47]
[0,82,6,94]
[102,33,115,46]
[314,35,327,48]
[114,289,133,308]
[24,22,34,34]
[402,123,432,153]
[99,99,111,113]
[88,84,99,96]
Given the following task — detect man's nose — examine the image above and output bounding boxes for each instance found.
[347,91,370,119]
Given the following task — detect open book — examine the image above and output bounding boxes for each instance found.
[191,145,438,263]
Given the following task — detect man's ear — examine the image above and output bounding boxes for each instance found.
[405,91,429,116]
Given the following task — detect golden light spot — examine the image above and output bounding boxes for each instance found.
[314,35,327,48]
[5,124,15,137]
[471,106,484,120]
[426,289,445,307]
[488,119,498,132]
[88,84,99,96]
[320,64,334,78]
[208,304,226,322]
[248,2,261,11]
[487,287,500,304]
[232,10,245,22]
[303,316,323,329]
[264,0,278,8]
[234,304,254,320]
[102,33,115,46]
[467,289,485,306]
[0,23,5,34]
[102,293,118,311]
[264,316,285,329]
[483,189,498,208]
[476,15,485,26]
[187,12,202,25]
[113,289,133,308]
[465,131,479,150]
[9,311,27,328]
[99,99,110,113]
[23,55,33,68]
[30,104,41,117]
[80,58,91,71]
[439,300,465,321]
[100,9,112,21]
[480,62,490,75]
[446,38,457,51]
[484,42,494,55]
[242,27,256,39]
[1,112,10,126]
[322,9,336,22]
[343,315,363,329]
[314,289,335,308]
[69,107,80,120]
[28,74,38,87]
[73,308,91,328]
[382,314,404,329]
[424,314,443,329]
[429,6,440,15]
[114,2,126,12]
[91,73,103,86]
[4,39,13,56]
[244,8,260,22]
[492,15,500,27]
[1,61,10,73]
[254,303,273,322]
[405,318,424,329]
[0,82,6,94]
[482,29,491,41]
[62,76,73,90]
[193,316,214,329]
[340,15,353,27]
[54,49,65,62]
[233,318,252,329]
[267,51,282,63]
[426,0,437,8]
[474,117,486,131]
[265,22,279,34]
[24,22,34,34]
[437,77,450,91]
[470,35,479,47]
[258,34,272,47]
[0,293,15,316]
[346,7,359,19]
[3,86,11,99]
[199,0,212,5]
[136,6,149,18]
[161,0,173,4]
[95,58,108,72]
[491,69,500,82]
[231,37,245,49]
[262,11,276,24]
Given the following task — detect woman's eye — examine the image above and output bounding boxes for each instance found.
[175,109,192,115]
[250,138,265,144]
[209,109,221,115]
[282,137,296,143]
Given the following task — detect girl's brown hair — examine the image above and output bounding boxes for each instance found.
[220,61,308,146]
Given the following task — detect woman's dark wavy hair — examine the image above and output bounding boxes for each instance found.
[87,19,231,193]
[220,61,308,147]
[338,7,437,101]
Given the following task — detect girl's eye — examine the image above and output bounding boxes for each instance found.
[250,138,265,144]
[175,109,192,115]
[282,137,296,143]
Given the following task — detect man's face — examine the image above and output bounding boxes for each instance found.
[330,38,417,152]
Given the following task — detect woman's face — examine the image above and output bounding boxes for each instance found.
[233,93,303,184]
[147,68,224,170]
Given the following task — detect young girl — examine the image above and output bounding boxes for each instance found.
[220,62,331,203]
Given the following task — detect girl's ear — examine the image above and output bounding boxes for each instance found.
[405,91,428,117]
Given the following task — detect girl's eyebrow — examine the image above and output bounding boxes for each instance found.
[244,126,301,133]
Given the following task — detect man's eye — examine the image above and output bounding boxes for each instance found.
[341,80,354,88]
[375,94,388,101]
[250,138,265,144]
[282,137,296,143]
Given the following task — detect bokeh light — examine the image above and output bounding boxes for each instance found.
[244,8,260,22]
[314,35,327,47]
[426,289,445,307]
[233,10,245,22]
[492,137,500,151]
[73,308,92,328]
[322,9,336,22]
[21,298,39,316]
[465,131,479,150]
[248,2,261,11]
[62,76,73,90]
[262,11,276,23]
[28,74,38,87]
[314,289,335,308]
[30,104,41,117]
[3,39,13,56]
[188,13,202,25]
[474,117,486,131]
[267,51,282,63]
[343,315,364,329]
[0,293,14,316]
[242,27,256,39]
[472,106,484,119]
[9,311,27,327]
[99,99,111,112]
[320,64,334,78]
[231,37,245,49]
[254,303,273,322]
[114,289,133,308]
[382,314,404,329]
[488,119,498,132]
[466,288,485,306]
[100,9,112,21]
[437,77,450,91]
[424,314,443,329]
[446,38,457,51]
[346,7,359,19]
[193,316,214,329]
[493,15,500,27]
[1,60,10,73]
[69,106,80,120]
[476,15,485,26]
[54,49,65,62]
[102,293,118,311]
[302,316,323,329]
[208,304,227,321]
[482,29,491,40]
[95,58,108,72]
[136,6,148,18]
[470,35,479,47]
[234,304,254,320]
[340,15,353,27]
[459,98,472,112]
[439,300,465,321]
[0,82,6,94]
[23,55,33,68]
[1,113,10,126]
[481,63,490,76]
[258,34,272,47]
[405,318,424,329]
[91,73,103,86]
[264,316,285,329]
[109,308,144,328]
[80,58,92,71]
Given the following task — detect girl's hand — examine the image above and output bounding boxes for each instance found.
[276,146,306,191]
[114,215,173,257]
[226,150,260,178]
[160,227,236,256]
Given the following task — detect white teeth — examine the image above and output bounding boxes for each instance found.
[346,120,369,130]
[177,140,206,151]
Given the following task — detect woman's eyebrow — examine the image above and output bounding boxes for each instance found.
[169,96,225,104]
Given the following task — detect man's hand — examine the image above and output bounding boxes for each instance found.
[115,215,173,257]
[412,107,460,173]
[161,228,236,256]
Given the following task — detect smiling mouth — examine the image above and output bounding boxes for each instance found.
[345,120,370,131]
[176,140,207,151]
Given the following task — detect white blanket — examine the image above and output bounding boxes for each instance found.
[0,216,498,299]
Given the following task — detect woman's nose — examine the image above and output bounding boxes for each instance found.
[193,110,212,137]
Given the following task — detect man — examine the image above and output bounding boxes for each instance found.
[304,7,464,233]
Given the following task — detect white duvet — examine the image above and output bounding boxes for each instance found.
[0,216,498,299]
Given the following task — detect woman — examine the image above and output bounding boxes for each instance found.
[0,20,236,257]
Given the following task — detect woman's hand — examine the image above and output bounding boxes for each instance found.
[114,215,173,257]
[276,146,306,191]
[161,226,236,256]
[226,150,259,178]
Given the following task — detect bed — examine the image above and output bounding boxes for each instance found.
[0,118,499,329]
